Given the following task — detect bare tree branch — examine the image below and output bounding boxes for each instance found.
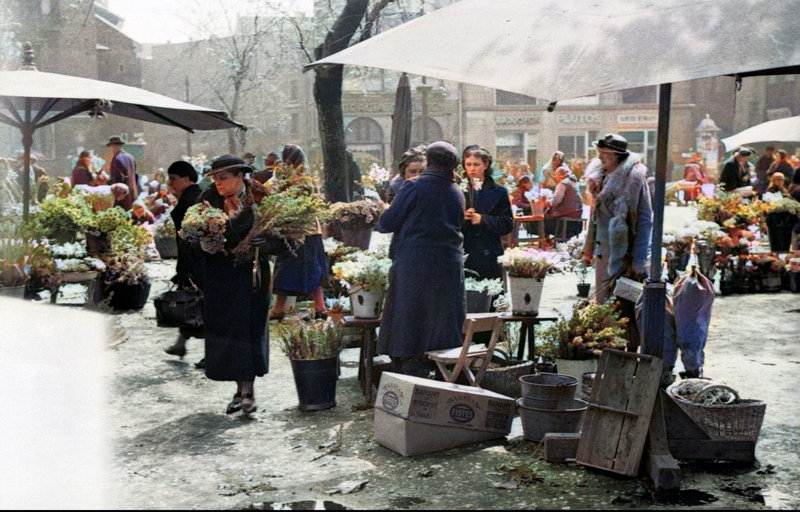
[288,17,313,63]
[359,0,396,43]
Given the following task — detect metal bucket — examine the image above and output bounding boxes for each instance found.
[516,397,588,442]
[518,373,578,410]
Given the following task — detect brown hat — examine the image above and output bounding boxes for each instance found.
[106,136,126,146]
[593,133,629,154]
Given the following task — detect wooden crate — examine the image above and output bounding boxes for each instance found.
[575,349,662,476]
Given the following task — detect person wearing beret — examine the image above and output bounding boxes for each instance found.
[376,141,466,377]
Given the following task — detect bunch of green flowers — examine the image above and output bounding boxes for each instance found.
[277,318,345,360]
[539,300,628,360]
[179,202,228,254]
[109,223,153,258]
[153,215,176,239]
[29,194,93,239]
[331,250,392,292]
[82,206,129,234]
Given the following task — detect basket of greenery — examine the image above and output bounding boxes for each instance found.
[277,317,346,412]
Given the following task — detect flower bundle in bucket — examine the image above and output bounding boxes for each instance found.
[497,247,567,315]
[331,251,391,318]
[329,199,386,249]
[539,301,628,361]
[179,202,229,255]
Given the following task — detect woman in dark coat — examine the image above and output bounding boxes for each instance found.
[268,145,329,319]
[461,146,514,280]
[377,141,466,376]
[193,154,274,415]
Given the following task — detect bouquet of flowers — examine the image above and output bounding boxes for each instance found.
[464,276,504,296]
[179,202,228,254]
[539,301,628,360]
[363,162,391,191]
[329,200,386,231]
[81,206,129,235]
[267,162,319,197]
[54,257,106,273]
[331,251,392,292]
[276,318,345,360]
[497,247,568,279]
[153,215,176,239]
[49,242,87,259]
[109,223,153,257]
[234,192,329,256]
[29,194,93,239]
[756,197,800,216]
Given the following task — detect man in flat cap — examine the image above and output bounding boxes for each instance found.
[104,136,138,210]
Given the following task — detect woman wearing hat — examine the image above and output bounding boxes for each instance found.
[377,141,466,376]
[191,154,277,415]
[461,146,514,280]
[582,134,653,349]
[268,145,329,320]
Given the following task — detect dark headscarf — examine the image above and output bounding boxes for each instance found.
[282,144,306,169]
[424,141,458,180]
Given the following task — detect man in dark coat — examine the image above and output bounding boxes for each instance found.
[719,148,752,192]
[377,141,466,377]
[164,160,204,361]
[105,136,138,210]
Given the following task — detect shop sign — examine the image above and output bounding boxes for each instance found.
[496,114,540,126]
[618,114,658,125]
[557,113,600,124]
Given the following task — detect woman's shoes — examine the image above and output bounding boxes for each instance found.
[225,393,242,414]
[164,335,187,359]
[240,393,257,415]
[268,310,285,321]
[313,310,328,320]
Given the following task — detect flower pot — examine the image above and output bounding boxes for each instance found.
[350,287,384,319]
[506,276,544,316]
[465,290,492,313]
[0,285,27,299]
[554,358,597,383]
[790,271,800,293]
[106,280,151,310]
[85,232,111,257]
[340,227,373,250]
[290,356,338,412]
[481,360,534,398]
[576,282,591,298]
[516,397,587,442]
[761,273,782,293]
[155,236,179,259]
[766,212,795,252]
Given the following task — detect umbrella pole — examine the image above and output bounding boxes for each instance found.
[22,98,33,223]
[642,83,671,360]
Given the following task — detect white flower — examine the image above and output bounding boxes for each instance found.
[762,192,784,203]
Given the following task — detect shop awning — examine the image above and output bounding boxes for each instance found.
[722,115,800,151]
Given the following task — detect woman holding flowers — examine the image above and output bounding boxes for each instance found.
[269,145,329,320]
[461,146,514,280]
[376,141,466,376]
[192,154,275,415]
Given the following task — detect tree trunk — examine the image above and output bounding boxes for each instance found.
[315,65,349,203]
[228,81,243,154]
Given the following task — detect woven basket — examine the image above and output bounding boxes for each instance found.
[481,360,534,398]
[666,385,766,441]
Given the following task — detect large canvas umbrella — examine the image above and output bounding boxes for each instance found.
[0,44,245,220]
[307,0,800,359]
[721,115,800,151]
[390,73,412,174]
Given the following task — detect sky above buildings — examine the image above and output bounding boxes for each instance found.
[107,0,313,44]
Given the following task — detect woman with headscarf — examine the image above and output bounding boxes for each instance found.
[193,154,276,415]
[377,141,466,376]
[268,144,329,320]
[382,145,426,203]
[461,146,514,280]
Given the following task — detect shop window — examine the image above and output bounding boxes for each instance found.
[619,130,657,165]
[496,132,524,168]
[558,134,588,160]
[495,90,539,106]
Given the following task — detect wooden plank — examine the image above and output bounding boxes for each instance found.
[544,433,581,462]
[661,389,711,440]
[576,349,663,476]
[666,439,756,462]
[644,393,681,490]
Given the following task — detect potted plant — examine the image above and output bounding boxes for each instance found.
[277,317,346,412]
[539,301,628,381]
[79,207,130,257]
[0,240,30,299]
[464,274,504,313]
[29,194,93,243]
[328,199,386,250]
[153,216,178,259]
[331,251,391,319]
[497,247,566,315]
[574,262,591,297]
[759,196,800,252]
[100,223,153,310]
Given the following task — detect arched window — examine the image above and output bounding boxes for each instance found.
[411,116,443,146]
[346,117,383,144]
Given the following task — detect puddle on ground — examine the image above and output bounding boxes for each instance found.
[720,486,766,505]
[388,496,426,509]
[245,501,350,510]
[653,489,719,506]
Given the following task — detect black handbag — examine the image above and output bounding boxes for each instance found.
[153,283,204,328]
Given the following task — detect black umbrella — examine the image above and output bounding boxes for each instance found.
[389,73,412,174]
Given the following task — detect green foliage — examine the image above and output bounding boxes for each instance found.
[277,318,346,360]
[539,300,628,360]
[29,194,93,238]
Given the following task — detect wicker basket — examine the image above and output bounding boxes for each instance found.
[666,385,766,441]
[481,360,534,398]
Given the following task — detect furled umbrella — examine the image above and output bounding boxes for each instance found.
[0,43,246,221]
[390,73,412,175]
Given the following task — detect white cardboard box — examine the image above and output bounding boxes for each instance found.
[374,372,515,433]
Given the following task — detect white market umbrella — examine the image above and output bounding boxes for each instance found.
[307,0,800,367]
[0,44,245,219]
[721,115,800,151]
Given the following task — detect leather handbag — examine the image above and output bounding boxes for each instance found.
[153,283,204,329]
